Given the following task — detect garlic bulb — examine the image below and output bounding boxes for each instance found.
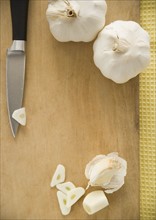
[93,20,150,83]
[46,0,107,42]
[85,152,127,193]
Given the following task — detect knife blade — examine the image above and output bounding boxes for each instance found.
[6,0,29,137]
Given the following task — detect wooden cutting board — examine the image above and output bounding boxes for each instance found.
[0,0,140,219]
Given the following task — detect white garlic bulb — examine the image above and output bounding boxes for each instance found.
[85,152,127,193]
[46,0,107,42]
[93,20,150,83]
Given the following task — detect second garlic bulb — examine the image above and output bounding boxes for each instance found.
[93,20,150,83]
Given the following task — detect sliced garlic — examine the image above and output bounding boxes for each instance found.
[12,107,26,126]
[56,182,75,194]
[57,191,71,215]
[50,164,65,187]
[83,190,109,215]
[66,187,85,207]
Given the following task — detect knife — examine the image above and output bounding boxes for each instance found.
[6,0,29,137]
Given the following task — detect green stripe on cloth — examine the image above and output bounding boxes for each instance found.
[140,0,156,220]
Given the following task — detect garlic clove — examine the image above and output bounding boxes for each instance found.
[85,153,127,193]
[83,190,109,215]
[85,155,106,179]
[89,158,120,186]
[57,191,71,215]
[66,187,85,207]
[12,107,26,126]
[56,182,76,194]
[50,164,65,187]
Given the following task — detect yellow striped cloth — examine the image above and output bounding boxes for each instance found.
[140,0,156,219]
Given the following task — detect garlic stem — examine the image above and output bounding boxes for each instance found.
[63,0,77,17]
[66,8,76,17]
[47,0,77,18]
[113,38,130,53]
[85,182,90,190]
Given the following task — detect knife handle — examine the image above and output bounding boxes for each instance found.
[10,0,29,41]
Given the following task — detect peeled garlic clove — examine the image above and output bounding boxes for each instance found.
[57,191,71,215]
[50,164,65,187]
[56,182,75,194]
[12,107,26,126]
[66,187,85,207]
[83,190,109,215]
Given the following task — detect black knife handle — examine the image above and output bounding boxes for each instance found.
[10,0,29,41]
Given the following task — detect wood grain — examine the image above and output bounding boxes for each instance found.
[0,0,140,219]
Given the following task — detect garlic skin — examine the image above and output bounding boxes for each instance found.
[93,20,150,83]
[85,152,127,193]
[46,0,107,42]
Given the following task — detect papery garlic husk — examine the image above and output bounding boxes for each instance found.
[93,20,150,83]
[85,152,127,193]
[46,0,107,42]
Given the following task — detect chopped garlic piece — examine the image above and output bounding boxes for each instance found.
[50,164,65,187]
[56,182,75,194]
[57,191,71,215]
[66,187,85,207]
[12,107,26,126]
[83,190,109,215]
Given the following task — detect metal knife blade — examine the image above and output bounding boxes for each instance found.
[6,41,25,137]
[6,0,29,137]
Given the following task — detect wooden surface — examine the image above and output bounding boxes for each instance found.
[0,0,140,219]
